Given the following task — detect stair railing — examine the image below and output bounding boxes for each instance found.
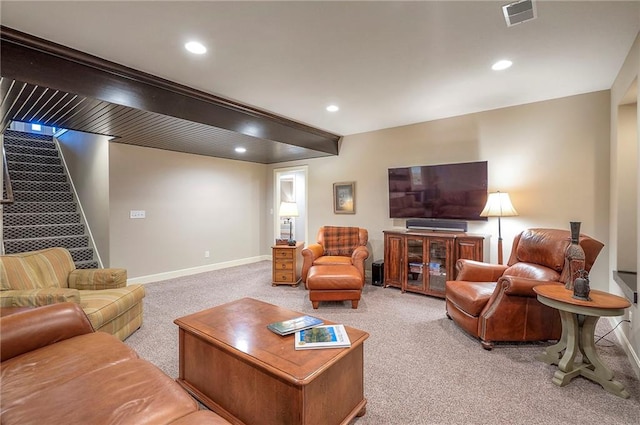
[1,133,11,254]
[1,145,14,205]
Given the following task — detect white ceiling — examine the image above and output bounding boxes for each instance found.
[1,1,639,136]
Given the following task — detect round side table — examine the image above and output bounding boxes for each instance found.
[533,284,631,399]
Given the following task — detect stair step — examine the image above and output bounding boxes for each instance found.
[3,212,81,226]
[7,170,67,183]
[6,152,61,165]
[4,143,59,157]
[3,130,54,142]
[3,202,77,214]
[12,180,70,192]
[13,191,74,203]
[7,161,64,174]
[3,235,90,253]
[3,223,85,239]
[75,260,100,269]
[68,247,95,263]
[4,138,56,150]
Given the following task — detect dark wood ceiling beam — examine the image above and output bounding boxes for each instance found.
[0,26,340,155]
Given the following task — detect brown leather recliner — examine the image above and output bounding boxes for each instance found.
[301,226,369,285]
[445,228,604,350]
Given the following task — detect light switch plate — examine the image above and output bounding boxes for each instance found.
[130,210,146,219]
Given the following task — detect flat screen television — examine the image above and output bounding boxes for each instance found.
[388,161,488,221]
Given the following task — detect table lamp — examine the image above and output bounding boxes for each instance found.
[480,191,518,265]
[279,201,299,246]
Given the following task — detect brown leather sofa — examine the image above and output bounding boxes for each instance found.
[0,303,230,425]
[445,228,604,349]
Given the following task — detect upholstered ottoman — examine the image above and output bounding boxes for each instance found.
[306,264,363,309]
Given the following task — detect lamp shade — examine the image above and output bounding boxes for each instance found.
[279,201,299,218]
[480,192,518,217]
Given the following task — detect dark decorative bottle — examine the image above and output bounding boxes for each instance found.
[564,222,585,290]
[572,269,591,301]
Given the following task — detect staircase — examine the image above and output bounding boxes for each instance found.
[2,129,99,268]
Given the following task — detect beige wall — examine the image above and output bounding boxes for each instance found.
[108,143,268,279]
[610,32,639,374]
[57,130,111,266]
[268,91,612,289]
[616,104,638,271]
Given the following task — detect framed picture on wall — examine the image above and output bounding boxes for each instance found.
[333,182,355,214]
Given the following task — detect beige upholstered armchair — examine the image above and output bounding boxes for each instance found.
[301,226,369,285]
[0,247,145,340]
[445,228,604,350]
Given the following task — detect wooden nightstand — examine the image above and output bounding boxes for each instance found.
[272,241,304,287]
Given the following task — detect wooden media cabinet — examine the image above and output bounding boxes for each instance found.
[383,230,485,298]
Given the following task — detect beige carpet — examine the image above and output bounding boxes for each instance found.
[125,261,640,424]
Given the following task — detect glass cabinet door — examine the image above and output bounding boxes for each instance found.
[426,239,449,294]
[405,237,426,292]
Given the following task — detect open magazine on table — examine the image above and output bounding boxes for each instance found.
[294,324,351,350]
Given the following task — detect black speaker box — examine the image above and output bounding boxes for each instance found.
[372,260,384,286]
[406,218,467,232]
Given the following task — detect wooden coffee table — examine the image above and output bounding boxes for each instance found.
[174,297,369,425]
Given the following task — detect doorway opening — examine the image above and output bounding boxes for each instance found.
[614,78,637,301]
[274,166,308,247]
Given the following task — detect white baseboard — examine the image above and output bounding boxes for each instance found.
[607,317,640,380]
[127,255,271,285]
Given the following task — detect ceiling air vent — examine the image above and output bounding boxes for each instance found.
[502,0,536,27]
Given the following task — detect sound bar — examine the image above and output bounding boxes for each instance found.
[406,218,467,232]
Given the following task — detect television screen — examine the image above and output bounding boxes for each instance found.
[388,161,488,221]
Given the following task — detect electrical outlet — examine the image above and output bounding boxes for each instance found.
[204,251,210,258]
[130,210,146,219]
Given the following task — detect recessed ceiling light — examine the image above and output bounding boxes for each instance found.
[185,41,207,55]
[235,147,246,153]
[492,60,513,71]
[326,105,339,112]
